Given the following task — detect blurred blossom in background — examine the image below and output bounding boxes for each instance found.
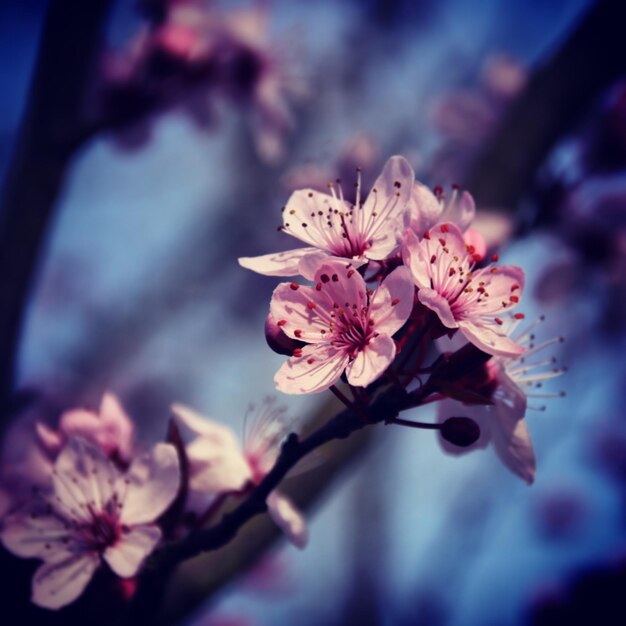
[1,0,626,625]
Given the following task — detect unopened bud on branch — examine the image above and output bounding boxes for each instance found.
[440,417,480,447]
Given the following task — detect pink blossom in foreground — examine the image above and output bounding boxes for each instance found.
[238,156,415,276]
[172,400,307,548]
[438,316,565,483]
[36,392,135,464]
[0,438,180,609]
[402,222,525,357]
[270,257,414,393]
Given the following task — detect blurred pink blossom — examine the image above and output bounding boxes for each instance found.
[1,438,180,609]
[172,400,307,548]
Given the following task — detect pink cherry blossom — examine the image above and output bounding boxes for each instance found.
[172,400,307,548]
[437,316,565,483]
[406,183,476,237]
[402,222,525,357]
[0,438,180,609]
[270,258,414,394]
[238,156,415,276]
[36,392,135,463]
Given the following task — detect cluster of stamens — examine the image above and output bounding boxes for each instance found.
[277,169,404,259]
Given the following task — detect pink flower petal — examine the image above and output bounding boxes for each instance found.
[405,182,442,234]
[185,439,252,494]
[458,321,525,357]
[31,552,100,610]
[275,344,349,394]
[270,282,335,343]
[58,392,134,460]
[52,438,118,522]
[465,265,525,315]
[402,228,430,289]
[310,258,368,311]
[103,524,161,578]
[281,189,351,252]
[1,507,72,560]
[490,372,535,484]
[369,266,414,336]
[98,393,135,459]
[172,405,252,493]
[266,491,307,549]
[418,288,458,329]
[361,156,414,254]
[441,190,475,232]
[345,333,396,387]
[238,247,320,277]
[35,422,63,454]
[117,443,180,526]
[463,228,486,261]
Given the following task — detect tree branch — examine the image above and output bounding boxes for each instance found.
[125,382,431,624]
[0,0,114,426]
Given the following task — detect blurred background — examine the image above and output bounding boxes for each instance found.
[1,0,626,625]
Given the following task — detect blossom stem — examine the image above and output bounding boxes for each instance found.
[386,417,441,430]
[329,385,356,410]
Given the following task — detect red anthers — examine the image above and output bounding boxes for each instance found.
[290,283,299,290]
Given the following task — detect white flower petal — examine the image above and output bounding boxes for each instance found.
[117,443,180,526]
[345,333,396,387]
[52,438,119,522]
[1,507,72,560]
[238,247,320,277]
[275,344,349,394]
[267,491,307,549]
[458,321,525,357]
[31,552,100,610]
[369,266,414,336]
[103,525,161,578]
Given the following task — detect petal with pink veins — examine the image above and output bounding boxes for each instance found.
[360,156,414,245]
[369,266,414,336]
[418,288,458,328]
[270,282,334,343]
[345,333,396,387]
[117,443,180,526]
[458,321,524,357]
[281,189,351,251]
[238,247,320,277]
[31,551,100,610]
[275,344,349,394]
[266,491,307,549]
[311,259,367,311]
[103,524,162,578]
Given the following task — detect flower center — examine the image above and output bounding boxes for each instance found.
[79,508,120,552]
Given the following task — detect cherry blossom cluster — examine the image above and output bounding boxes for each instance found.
[0,155,565,615]
[240,155,565,480]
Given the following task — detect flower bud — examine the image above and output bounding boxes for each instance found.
[265,312,303,356]
[440,417,481,448]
